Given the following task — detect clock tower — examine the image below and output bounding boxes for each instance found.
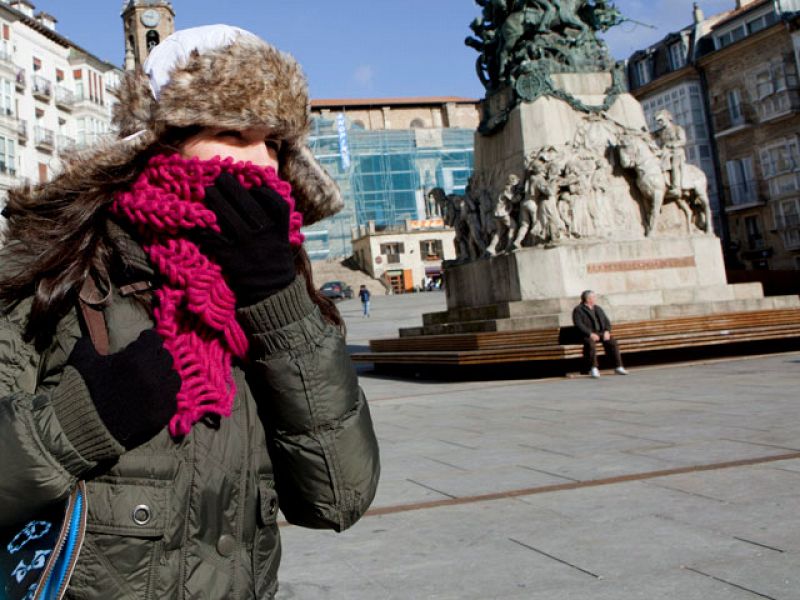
[121,0,176,71]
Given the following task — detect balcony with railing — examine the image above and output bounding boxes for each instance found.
[0,160,17,178]
[713,103,757,136]
[758,88,800,122]
[15,68,26,91]
[725,181,762,210]
[0,49,13,70]
[57,134,76,153]
[34,126,54,151]
[32,75,52,101]
[17,119,27,143]
[55,86,75,111]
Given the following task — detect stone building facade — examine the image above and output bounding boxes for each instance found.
[311,97,479,132]
[350,220,456,293]
[627,4,725,236]
[305,97,480,261]
[697,0,800,270]
[0,0,122,206]
[629,0,800,270]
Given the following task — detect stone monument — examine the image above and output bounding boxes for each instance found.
[353,2,800,367]
[423,0,796,325]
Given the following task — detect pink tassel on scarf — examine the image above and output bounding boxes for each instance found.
[112,154,304,436]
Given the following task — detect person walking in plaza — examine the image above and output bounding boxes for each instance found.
[0,25,379,599]
[359,284,371,317]
[572,290,629,378]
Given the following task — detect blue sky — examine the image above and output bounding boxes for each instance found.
[37,0,738,99]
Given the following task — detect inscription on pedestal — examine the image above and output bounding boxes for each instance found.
[587,256,696,274]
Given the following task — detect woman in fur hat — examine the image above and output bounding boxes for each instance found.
[0,25,379,599]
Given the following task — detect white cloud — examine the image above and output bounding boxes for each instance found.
[353,64,375,88]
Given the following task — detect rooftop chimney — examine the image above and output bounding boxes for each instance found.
[693,2,704,24]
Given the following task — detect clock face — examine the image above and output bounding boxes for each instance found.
[141,9,161,28]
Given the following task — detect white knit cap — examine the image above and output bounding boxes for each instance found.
[143,24,258,100]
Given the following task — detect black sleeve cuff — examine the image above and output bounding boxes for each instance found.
[51,367,125,464]
[237,276,316,333]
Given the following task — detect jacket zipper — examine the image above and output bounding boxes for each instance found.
[53,481,88,600]
[33,481,87,600]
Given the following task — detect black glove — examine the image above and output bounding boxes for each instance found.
[193,173,296,307]
[68,330,180,449]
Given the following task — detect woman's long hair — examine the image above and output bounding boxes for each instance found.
[0,128,341,349]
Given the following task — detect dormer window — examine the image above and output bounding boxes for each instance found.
[669,42,686,71]
[635,58,651,86]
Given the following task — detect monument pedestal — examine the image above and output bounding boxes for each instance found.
[351,234,800,368]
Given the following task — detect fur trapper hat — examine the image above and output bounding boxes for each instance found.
[114,25,342,225]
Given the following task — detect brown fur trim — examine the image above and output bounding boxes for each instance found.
[108,34,341,225]
[114,37,310,144]
[281,145,343,224]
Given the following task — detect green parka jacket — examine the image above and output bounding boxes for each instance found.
[0,226,380,599]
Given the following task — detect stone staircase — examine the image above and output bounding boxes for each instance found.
[310,258,386,296]
[398,283,800,337]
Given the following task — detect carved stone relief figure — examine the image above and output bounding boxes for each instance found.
[487,173,521,255]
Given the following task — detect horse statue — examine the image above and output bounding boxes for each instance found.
[617,134,713,236]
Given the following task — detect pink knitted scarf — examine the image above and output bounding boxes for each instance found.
[112,153,304,436]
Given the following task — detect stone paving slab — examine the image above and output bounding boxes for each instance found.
[276,293,799,599]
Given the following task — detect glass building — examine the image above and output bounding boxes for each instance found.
[303,114,475,260]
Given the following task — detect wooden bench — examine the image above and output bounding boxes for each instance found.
[351,308,800,366]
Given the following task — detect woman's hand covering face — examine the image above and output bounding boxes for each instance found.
[192,173,296,307]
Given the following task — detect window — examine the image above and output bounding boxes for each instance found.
[380,242,404,255]
[744,215,764,250]
[0,78,12,116]
[726,157,757,206]
[55,68,64,83]
[668,42,685,71]
[0,135,15,175]
[380,242,404,263]
[727,89,743,125]
[420,239,443,261]
[32,57,41,72]
[635,59,650,86]
[146,30,160,54]
[760,139,799,178]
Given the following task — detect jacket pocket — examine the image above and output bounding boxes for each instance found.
[68,479,169,600]
[253,477,281,599]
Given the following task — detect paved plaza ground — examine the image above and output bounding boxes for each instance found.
[276,293,800,600]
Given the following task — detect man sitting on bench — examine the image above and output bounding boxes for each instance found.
[572,290,629,379]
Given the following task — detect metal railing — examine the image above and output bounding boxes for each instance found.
[758,88,800,121]
[32,75,52,100]
[55,85,75,109]
[57,134,76,152]
[34,126,54,148]
[775,211,800,249]
[713,103,757,133]
[17,119,27,141]
[0,161,16,177]
[15,68,25,90]
[0,49,12,65]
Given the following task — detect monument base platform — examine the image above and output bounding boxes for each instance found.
[351,308,800,368]
[353,236,800,371]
